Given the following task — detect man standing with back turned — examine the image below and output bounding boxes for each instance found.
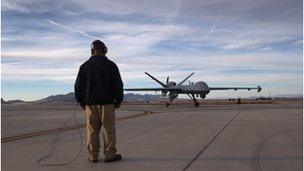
[75,40,123,163]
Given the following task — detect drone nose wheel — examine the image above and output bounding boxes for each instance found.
[194,102,200,107]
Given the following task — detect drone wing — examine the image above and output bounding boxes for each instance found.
[124,88,165,91]
[210,86,262,92]
[124,87,181,91]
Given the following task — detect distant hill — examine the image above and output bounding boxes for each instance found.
[1,98,8,104]
[34,92,76,105]
[1,98,25,105]
[30,92,162,105]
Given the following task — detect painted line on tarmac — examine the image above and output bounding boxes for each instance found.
[2,110,154,143]
[182,106,244,171]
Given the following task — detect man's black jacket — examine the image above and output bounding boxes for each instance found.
[74,55,123,107]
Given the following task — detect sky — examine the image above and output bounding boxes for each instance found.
[1,0,303,101]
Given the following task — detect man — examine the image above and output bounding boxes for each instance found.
[74,40,123,163]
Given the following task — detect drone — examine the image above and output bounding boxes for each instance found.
[124,72,261,107]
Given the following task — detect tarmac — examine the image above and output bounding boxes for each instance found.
[2,101,303,171]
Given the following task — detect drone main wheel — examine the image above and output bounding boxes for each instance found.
[194,103,199,107]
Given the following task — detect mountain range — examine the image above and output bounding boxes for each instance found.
[1,93,163,105]
[1,92,302,105]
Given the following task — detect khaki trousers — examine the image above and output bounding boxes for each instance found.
[85,104,117,160]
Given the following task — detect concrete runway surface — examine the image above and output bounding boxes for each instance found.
[2,101,303,171]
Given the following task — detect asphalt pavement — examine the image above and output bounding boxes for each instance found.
[2,101,302,171]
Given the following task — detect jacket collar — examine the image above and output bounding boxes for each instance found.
[90,55,108,60]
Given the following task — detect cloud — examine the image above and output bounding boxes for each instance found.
[2,1,30,13]
[2,0,301,53]
[2,48,88,59]
[258,47,272,52]
[1,0,302,100]
[2,15,188,59]
[3,50,301,85]
[46,19,96,39]
[2,63,78,82]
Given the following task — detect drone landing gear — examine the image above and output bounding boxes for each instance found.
[166,98,175,107]
[194,102,199,107]
[188,94,200,107]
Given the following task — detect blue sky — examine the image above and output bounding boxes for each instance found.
[1,0,303,101]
